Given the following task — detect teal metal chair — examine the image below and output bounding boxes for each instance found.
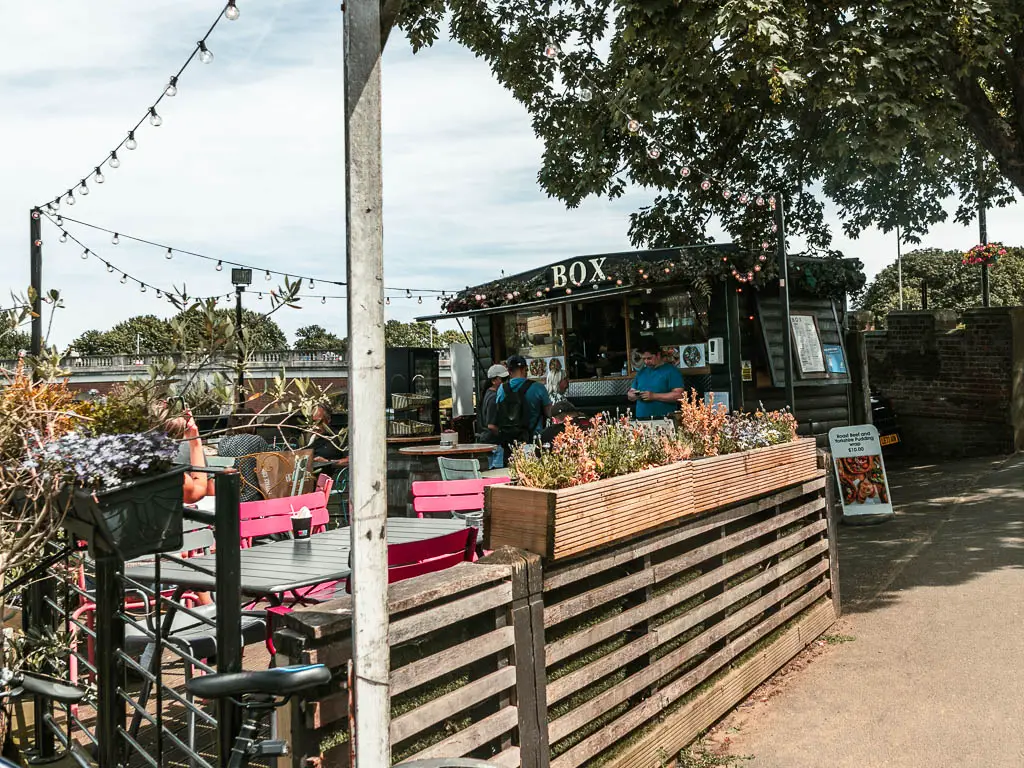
[437,456,482,481]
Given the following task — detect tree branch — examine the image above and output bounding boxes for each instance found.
[950,71,1024,192]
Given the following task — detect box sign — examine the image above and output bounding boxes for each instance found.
[550,257,611,289]
[828,425,894,520]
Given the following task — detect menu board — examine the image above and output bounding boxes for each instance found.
[828,425,894,521]
[789,314,826,376]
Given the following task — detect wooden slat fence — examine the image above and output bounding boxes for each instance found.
[540,472,836,768]
[279,464,840,767]
[276,555,546,768]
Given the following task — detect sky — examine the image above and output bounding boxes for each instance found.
[1,0,1021,350]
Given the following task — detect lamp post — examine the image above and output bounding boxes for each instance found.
[774,195,795,414]
[231,268,252,410]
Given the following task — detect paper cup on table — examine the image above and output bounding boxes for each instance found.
[291,506,313,540]
[440,430,459,447]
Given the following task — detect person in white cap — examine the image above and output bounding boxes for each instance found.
[477,363,510,443]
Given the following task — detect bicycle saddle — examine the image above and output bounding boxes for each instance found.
[186,664,331,699]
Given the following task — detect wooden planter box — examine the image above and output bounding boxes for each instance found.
[484,438,819,560]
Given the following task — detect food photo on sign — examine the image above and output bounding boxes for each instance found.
[828,425,895,523]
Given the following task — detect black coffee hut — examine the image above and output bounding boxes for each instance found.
[419,244,866,445]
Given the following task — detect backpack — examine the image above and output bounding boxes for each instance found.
[496,380,537,446]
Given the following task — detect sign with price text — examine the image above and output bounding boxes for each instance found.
[828,425,894,519]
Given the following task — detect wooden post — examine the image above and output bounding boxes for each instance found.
[480,547,550,768]
[344,0,390,763]
[845,327,871,426]
[774,195,795,414]
[818,451,842,618]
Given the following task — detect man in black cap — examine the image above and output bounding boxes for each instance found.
[540,400,590,448]
[495,355,552,451]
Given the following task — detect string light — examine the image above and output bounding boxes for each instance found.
[265,271,271,281]
[35,5,234,211]
[111,233,120,245]
[59,232,68,243]
[106,264,114,273]
[321,296,327,304]
[216,260,223,271]
[65,191,75,206]
[165,247,173,259]
[94,167,105,184]
[78,180,89,196]
[120,274,128,284]
[81,249,89,260]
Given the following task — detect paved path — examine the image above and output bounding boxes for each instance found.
[710,454,1024,768]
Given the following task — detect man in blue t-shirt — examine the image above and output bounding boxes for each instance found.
[496,354,552,436]
[628,339,684,419]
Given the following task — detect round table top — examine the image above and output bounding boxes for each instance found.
[398,443,497,457]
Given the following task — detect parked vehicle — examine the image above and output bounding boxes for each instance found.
[870,387,902,454]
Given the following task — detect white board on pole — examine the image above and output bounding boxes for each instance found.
[828,424,895,520]
[450,343,475,418]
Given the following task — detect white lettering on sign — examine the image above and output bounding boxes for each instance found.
[551,264,568,288]
[550,259,612,289]
[569,261,586,286]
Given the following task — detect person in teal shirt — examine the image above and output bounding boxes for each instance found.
[628,339,684,419]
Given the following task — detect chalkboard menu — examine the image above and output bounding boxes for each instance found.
[789,314,826,377]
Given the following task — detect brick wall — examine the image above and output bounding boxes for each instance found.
[865,308,1024,457]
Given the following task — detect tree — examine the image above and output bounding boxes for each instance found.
[0,331,30,359]
[856,247,1024,325]
[398,1,1023,248]
[294,325,347,352]
[383,320,465,348]
[172,307,288,352]
[100,315,176,354]
[69,329,109,356]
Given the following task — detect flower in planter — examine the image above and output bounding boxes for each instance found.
[26,432,179,491]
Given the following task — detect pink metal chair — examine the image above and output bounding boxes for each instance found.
[410,477,510,518]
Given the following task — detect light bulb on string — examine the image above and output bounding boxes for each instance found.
[109,151,121,169]
[216,260,223,271]
[700,179,711,191]
[165,248,173,259]
[680,167,691,178]
[106,264,114,273]
[55,215,63,226]
[120,274,128,284]
[65,191,75,206]
[265,271,271,281]
[627,118,640,133]
[59,232,68,244]
[112,233,120,245]
[647,145,661,159]
[165,77,178,97]
[225,0,240,20]
[739,192,749,204]
[156,290,162,298]
[140,284,147,293]
[543,42,560,59]
[81,249,89,260]
[198,41,214,64]
[385,296,391,305]
[258,293,264,301]
[418,296,423,304]
[149,108,163,127]
[79,180,89,196]
[95,167,105,184]
[321,296,326,305]
[309,279,315,289]
[126,132,137,150]
[578,87,593,102]
[51,199,60,212]
[406,289,412,298]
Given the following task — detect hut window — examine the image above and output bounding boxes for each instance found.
[628,290,708,352]
[502,309,563,363]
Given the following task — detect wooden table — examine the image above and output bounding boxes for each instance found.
[397,443,497,458]
[126,518,466,601]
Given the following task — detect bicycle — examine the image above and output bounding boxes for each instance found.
[187,665,498,768]
[0,667,89,767]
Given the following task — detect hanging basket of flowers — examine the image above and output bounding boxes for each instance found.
[962,242,1006,266]
[28,433,186,561]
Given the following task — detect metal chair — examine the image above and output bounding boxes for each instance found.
[437,456,482,481]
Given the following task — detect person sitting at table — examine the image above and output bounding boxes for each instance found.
[217,411,274,502]
[162,409,216,504]
[307,404,346,462]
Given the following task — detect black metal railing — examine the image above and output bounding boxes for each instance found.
[15,469,244,767]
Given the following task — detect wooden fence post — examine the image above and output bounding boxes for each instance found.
[480,547,550,768]
[818,451,842,618]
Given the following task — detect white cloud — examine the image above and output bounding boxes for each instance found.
[1,0,1020,348]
